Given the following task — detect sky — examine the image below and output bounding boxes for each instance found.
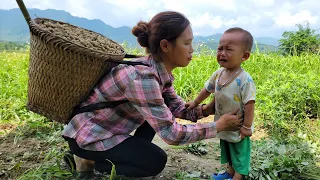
[1,0,320,38]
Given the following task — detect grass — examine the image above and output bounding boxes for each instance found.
[172,51,320,179]
[174,52,320,139]
[1,50,320,179]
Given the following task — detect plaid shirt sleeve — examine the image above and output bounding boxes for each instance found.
[163,85,205,121]
[120,66,218,145]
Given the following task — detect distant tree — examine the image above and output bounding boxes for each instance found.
[279,22,320,55]
[0,41,26,51]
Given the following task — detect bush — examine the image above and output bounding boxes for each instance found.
[257,72,320,138]
[249,136,320,180]
[278,22,320,56]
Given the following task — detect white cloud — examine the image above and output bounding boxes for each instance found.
[161,0,237,13]
[274,10,318,27]
[299,0,320,12]
[190,13,223,29]
[1,0,320,38]
[251,0,274,7]
[103,0,151,11]
[65,0,94,18]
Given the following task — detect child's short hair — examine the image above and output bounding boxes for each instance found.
[224,27,253,52]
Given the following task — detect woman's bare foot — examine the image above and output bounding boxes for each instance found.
[74,154,94,172]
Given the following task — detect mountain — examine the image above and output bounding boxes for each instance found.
[0,8,137,46]
[255,37,279,46]
[0,8,279,51]
[193,34,278,52]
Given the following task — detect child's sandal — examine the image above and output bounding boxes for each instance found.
[212,172,233,180]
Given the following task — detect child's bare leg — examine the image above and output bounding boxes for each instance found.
[227,163,235,176]
[232,172,244,180]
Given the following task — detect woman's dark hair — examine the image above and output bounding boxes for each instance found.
[132,11,190,54]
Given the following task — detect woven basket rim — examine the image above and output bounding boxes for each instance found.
[29,17,126,59]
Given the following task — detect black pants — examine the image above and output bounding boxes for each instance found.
[65,121,167,177]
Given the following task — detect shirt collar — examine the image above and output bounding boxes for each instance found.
[147,55,174,86]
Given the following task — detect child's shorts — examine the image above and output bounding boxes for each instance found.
[220,137,251,175]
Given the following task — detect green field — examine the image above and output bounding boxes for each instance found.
[0,50,319,180]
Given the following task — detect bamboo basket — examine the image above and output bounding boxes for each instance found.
[16,0,131,123]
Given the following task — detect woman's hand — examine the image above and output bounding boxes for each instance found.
[215,108,242,132]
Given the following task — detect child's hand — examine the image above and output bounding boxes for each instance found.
[240,126,252,138]
[185,101,198,110]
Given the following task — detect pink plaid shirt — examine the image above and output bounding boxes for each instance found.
[62,56,217,151]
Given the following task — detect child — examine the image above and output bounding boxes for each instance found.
[186,27,256,180]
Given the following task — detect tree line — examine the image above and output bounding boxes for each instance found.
[1,22,319,56]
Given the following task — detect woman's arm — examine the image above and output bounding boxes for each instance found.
[121,70,240,145]
[163,85,210,121]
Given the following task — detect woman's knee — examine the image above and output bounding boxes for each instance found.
[148,148,168,175]
[94,150,167,177]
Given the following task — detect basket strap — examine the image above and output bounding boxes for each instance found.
[71,59,150,118]
[72,100,129,116]
[124,54,144,58]
[72,93,171,117]
[108,59,149,66]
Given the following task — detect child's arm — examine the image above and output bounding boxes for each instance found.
[243,100,254,127]
[186,88,211,110]
[240,100,255,138]
[194,88,211,105]
[187,70,218,110]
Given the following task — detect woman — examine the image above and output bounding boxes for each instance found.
[62,11,242,178]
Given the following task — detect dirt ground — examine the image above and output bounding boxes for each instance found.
[0,116,266,180]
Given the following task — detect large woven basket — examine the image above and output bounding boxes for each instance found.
[27,17,127,124]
